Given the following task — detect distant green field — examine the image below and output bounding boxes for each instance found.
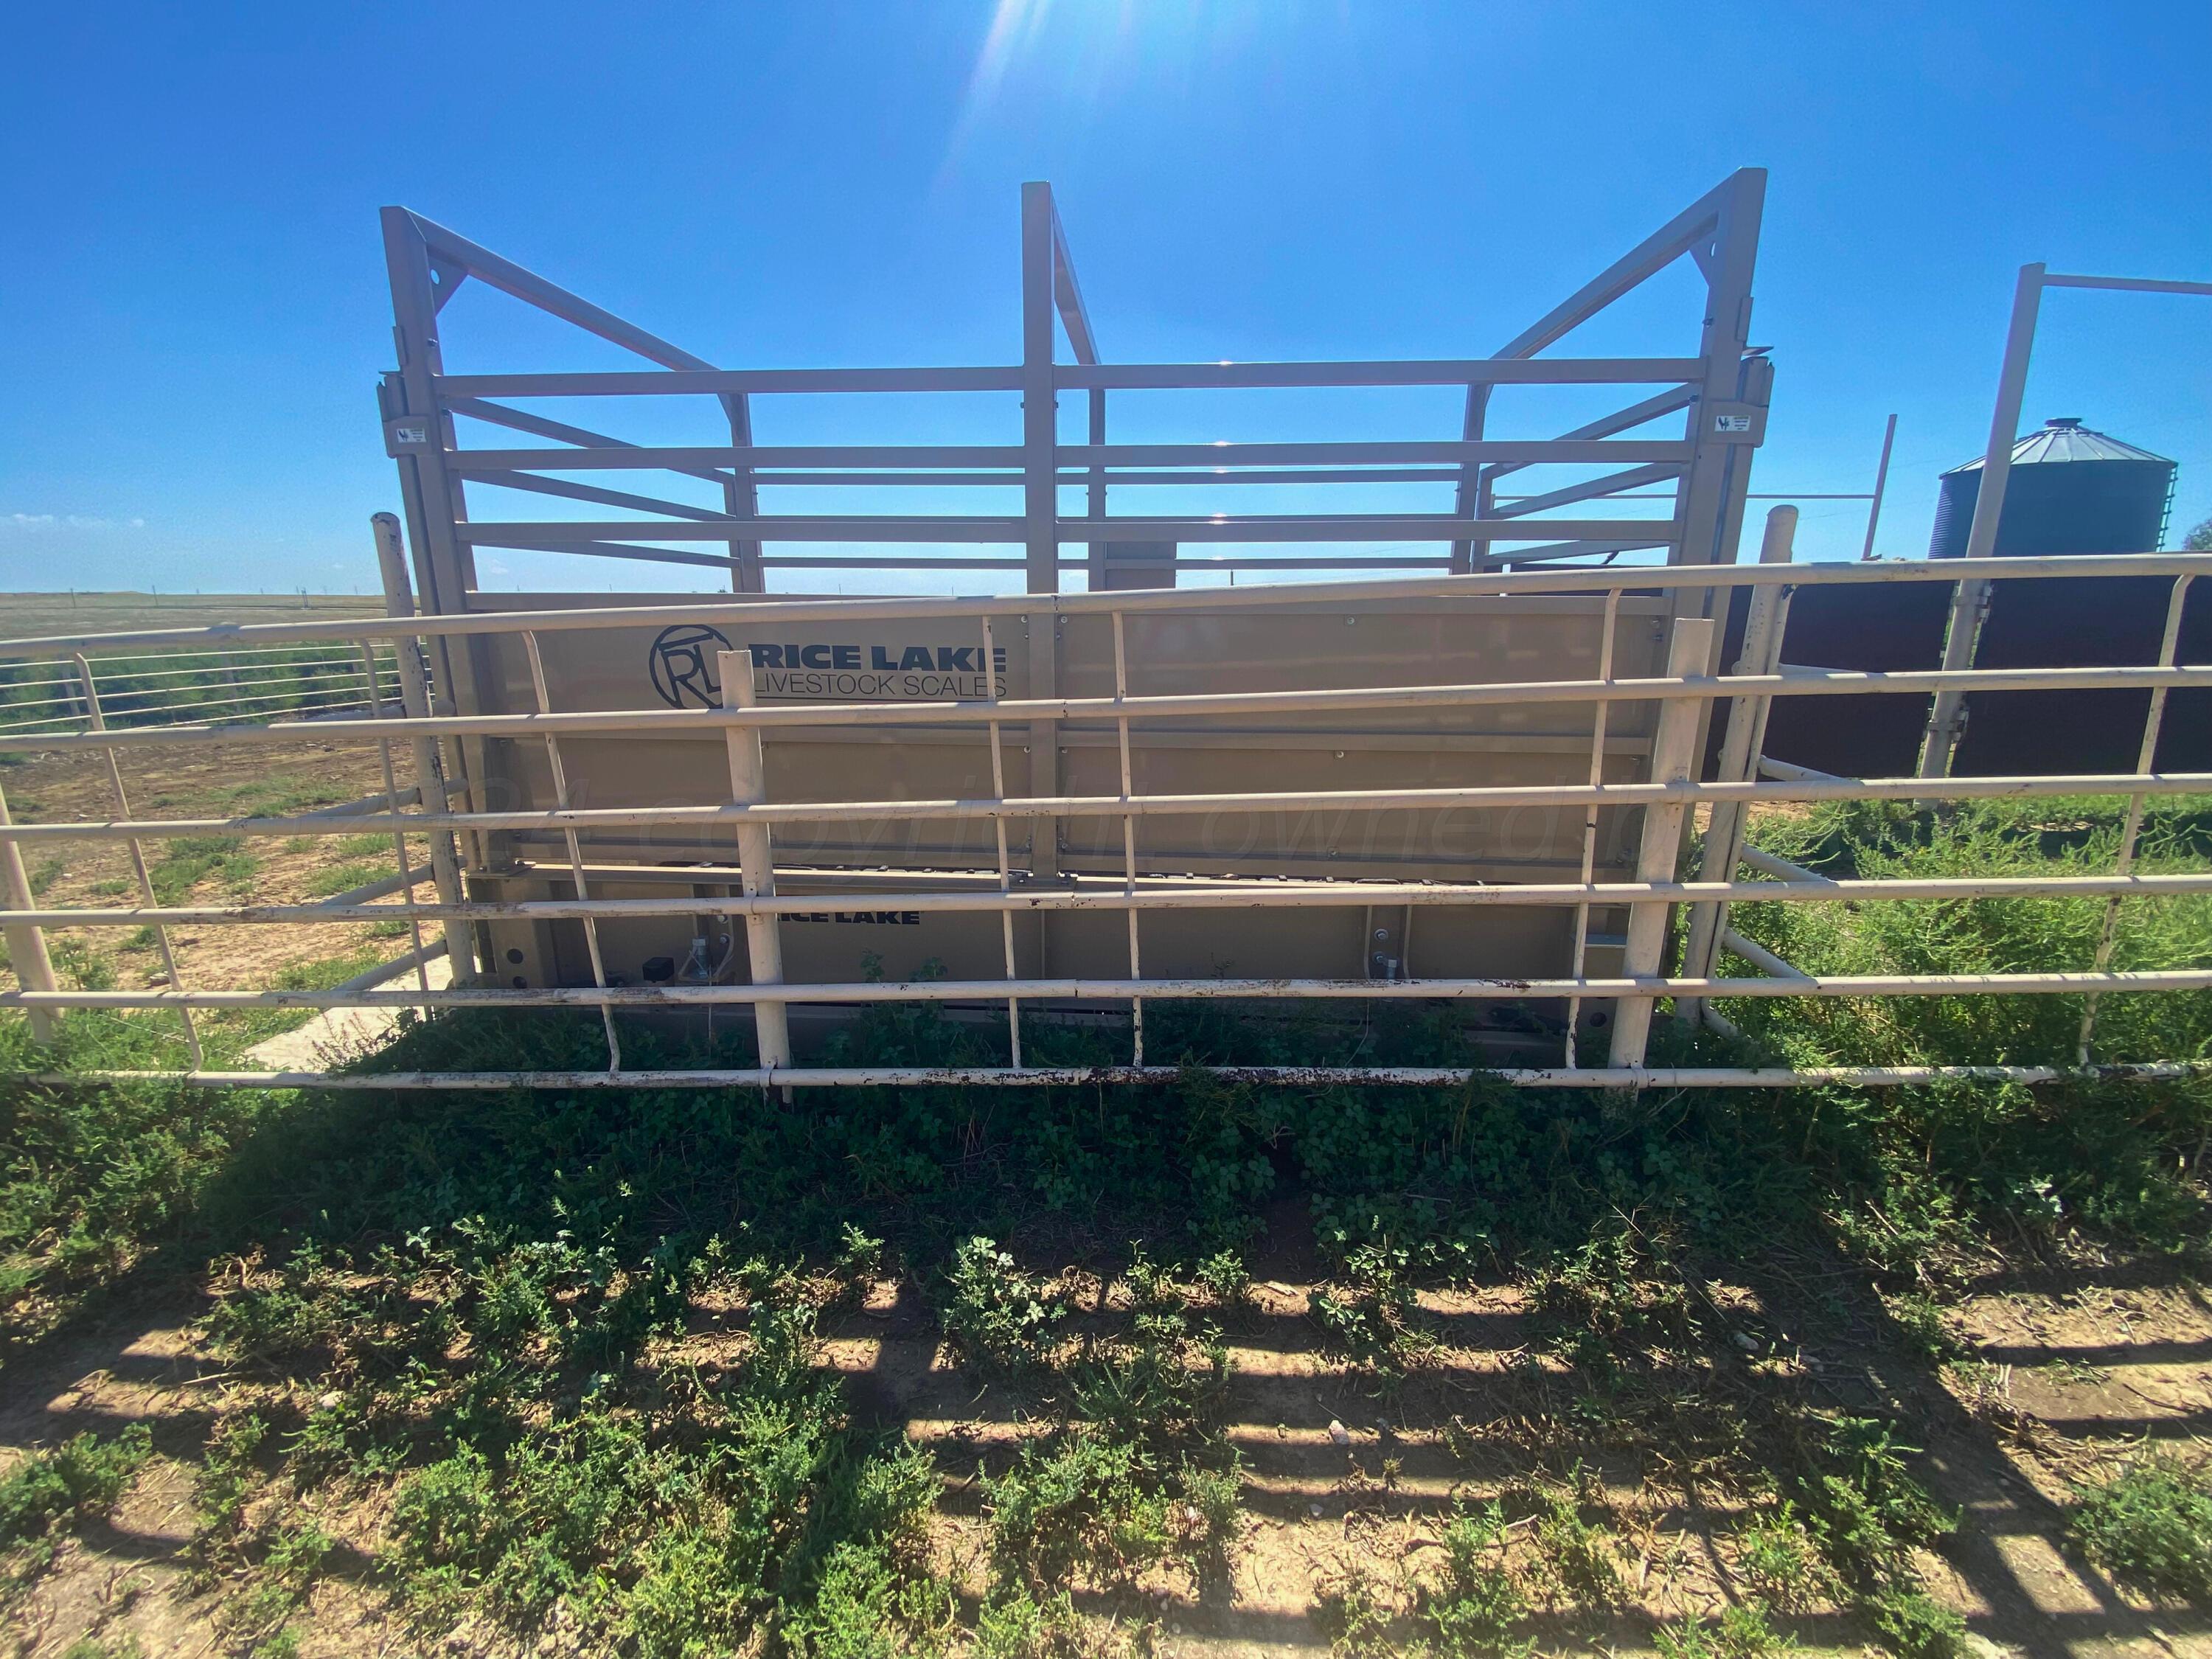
[0,594,397,737]
[0,591,383,638]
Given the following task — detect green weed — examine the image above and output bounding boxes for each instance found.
[973,1585,1135,1659]
[1652,1600,1793,1659]
[2067,1455,2212,1607]
[1418,1499,1530,1657]
[1507,1476,1626,1614]
[302,861,383,900]
[1733,1502,1834,1611]
[1192,1248,1250,1314]
[1310,1240,1433,1374]
[1066,1310,1229,1458]
[982,1434,1238,1595]
[941,1236,1066,1376]
[0,1425,152,1547]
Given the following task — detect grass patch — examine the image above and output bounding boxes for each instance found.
[330,833,397,860]
[148,835,258,904]
[0,1425,152,1548]
[2067,1455,2212,1609]
[302,860,385,900]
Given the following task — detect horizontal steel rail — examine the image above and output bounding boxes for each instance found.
[12,870,2212,930]
[3,663,2208,759]
[20,1060,2212,1093]
[451,439,1694,473]
[448,515,1680,548]
[4,771,2211,845]
[430,358,1703,400]
[1,553,2202,661]
[10,968,2210,1013]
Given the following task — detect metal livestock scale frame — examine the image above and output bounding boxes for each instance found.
[1,170,2209,1092]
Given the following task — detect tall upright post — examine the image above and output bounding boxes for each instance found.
[1085,388,1110,590]
[1670,171,1766,580]
[981,616,1023,1068]
[1858,413,1898,560]
[1020,181,1062,877]
[1450,386,1492,574]
[0,780,57,1046]
[1678,507,1798,1029]
[1608,617,1714,1072]
[719,393,766,593]
[372,513,474,981]
[717,650,791,1074]
[1919,263,2046,780]
[1664,173,1767,840]
[380,211,503,868]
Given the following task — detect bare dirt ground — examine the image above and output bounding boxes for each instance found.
[1,1203,2204,1658]
[1,736,422,1002]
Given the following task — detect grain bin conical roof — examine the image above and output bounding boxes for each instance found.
[1943,417,2172,473]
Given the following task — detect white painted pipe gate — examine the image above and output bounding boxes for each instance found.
[0,548,2208,1093]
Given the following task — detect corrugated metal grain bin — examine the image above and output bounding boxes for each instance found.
[1928,417,2175,559]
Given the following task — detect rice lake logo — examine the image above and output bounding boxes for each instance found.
[647,624,732,709]
[647,625,1007,706]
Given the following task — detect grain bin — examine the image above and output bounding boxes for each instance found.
[1928,417,2176,558]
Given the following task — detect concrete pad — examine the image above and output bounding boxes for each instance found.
[243,950,452,1073]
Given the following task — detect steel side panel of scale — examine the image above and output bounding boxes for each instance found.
[462,591,1666,884]
[469,870,1610,995]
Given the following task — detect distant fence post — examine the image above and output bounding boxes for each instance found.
[0,779,58,1046]
[1608,616,1714,1072]
[718,650,791,1076]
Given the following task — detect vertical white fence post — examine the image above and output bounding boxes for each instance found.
[1607,616,1714,1071]
[717,650,790,1075]
[0,779,57,1046]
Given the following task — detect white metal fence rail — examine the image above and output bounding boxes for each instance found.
[0,644,408,737]
[1,548,2208,1092]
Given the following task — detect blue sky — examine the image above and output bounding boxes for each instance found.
[2,1,2207,597]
